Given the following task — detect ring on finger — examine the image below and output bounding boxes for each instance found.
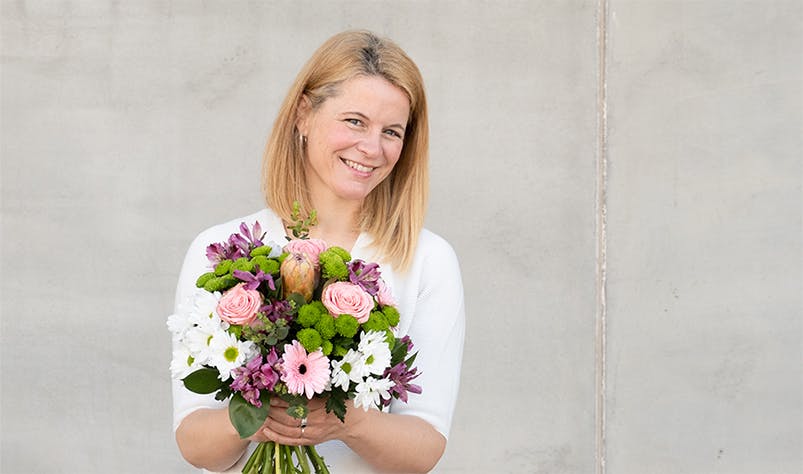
[300,417,308,428]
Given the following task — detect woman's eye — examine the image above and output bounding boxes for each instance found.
[345,118,362,126]
[384,129,402,139]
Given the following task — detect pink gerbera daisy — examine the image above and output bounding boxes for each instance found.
[280,340,331,399]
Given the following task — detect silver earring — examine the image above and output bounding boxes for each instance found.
[299,134,307,147]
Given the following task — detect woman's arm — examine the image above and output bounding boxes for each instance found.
[342,408,446,473]
[175,408,249,472]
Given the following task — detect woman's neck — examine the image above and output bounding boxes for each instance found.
[296,194,362,251]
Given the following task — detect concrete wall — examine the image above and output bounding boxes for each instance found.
[1,1,799,473]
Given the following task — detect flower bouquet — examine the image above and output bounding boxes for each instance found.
[168,209,421,474]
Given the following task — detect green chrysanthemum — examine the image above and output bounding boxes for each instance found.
[250,255,280,274]
[382,306,400,327]
[362,311,390,333]
[297,303,322,328]
[296,328,323,353]
[334,314,359,338]
[196,271,216,288]
[249,245,273,257]
[321,339,333,356]
[319,248,350,280]
[315,313,336,340]
[231,257,254,273]
[214,260,233,276]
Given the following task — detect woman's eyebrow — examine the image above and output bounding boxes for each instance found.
[341,111,406,131]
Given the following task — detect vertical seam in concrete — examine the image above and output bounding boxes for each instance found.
[595,1,609,474]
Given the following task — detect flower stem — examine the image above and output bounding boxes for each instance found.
[304,445,330,474]
[295,445,311,474]
[242,442,264,474]
[274,442,281,474]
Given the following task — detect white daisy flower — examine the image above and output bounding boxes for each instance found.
[354,376,394,410]
[170,343,201,379]
[208,331,255,381]
[183,323,221,366]
[331,350,362,390]
[190,290,225,328]
[358,331,392,376]
[341,348,370,383]
[167,311,193,340]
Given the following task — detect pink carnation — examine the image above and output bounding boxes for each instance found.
[284,239,328,265]
[322,281,374,323]
[216,283,262,326]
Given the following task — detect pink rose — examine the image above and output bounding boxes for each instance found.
[322,281,374,323]
[376,278,397,307]
[284,239,328,265]
[216,283,262,326]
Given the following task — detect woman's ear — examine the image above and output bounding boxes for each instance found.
[295,95,312,136]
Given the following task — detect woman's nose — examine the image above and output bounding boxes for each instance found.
[356,131,382,158]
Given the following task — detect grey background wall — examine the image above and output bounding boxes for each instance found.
[1,1,800,473]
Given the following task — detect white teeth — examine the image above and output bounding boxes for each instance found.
[343,159,373,172]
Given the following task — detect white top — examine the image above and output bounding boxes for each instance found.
[171,208,465,473]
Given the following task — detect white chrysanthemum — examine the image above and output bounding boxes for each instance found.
[340,348,370,383]
[331,349,363,390]
[190,289,224,327]
[208,331,255,381]
[170,343,201,379]
[354,376,394,410]
[357,331,392,376]
[183,323,221,366]
[167,311,193,340]
[169,289,218,337]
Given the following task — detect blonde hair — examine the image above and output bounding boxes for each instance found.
[262,30,429,271]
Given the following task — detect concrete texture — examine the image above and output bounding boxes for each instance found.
[1,1,800,473]
[604,1,803,472]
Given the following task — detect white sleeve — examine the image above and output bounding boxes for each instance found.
[389,235,465,439]
[171,231,229,432]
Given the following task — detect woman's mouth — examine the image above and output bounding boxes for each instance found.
[341,158,375,173]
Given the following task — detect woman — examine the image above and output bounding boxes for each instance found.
[171,30,465,473]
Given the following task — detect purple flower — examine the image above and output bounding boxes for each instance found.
[399,335,414,353]
[259,300,294,323]
[348,260,381,296]
[233,269,276,292]
[205,242,239,265]
[230,349,282,407]
[381,362,422,407]
[205,221,266,265]
[239,221,265,247]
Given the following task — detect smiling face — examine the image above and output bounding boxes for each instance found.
[297,75,411,207]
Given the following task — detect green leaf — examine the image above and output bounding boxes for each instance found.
[325,390,348,423]
[229,392,271,438]
[182,368,224,394]
[404,351,419,368]
[215,386,232,401]
[390,338,408,366]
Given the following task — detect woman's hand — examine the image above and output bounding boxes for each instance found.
[249,397,365,446]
